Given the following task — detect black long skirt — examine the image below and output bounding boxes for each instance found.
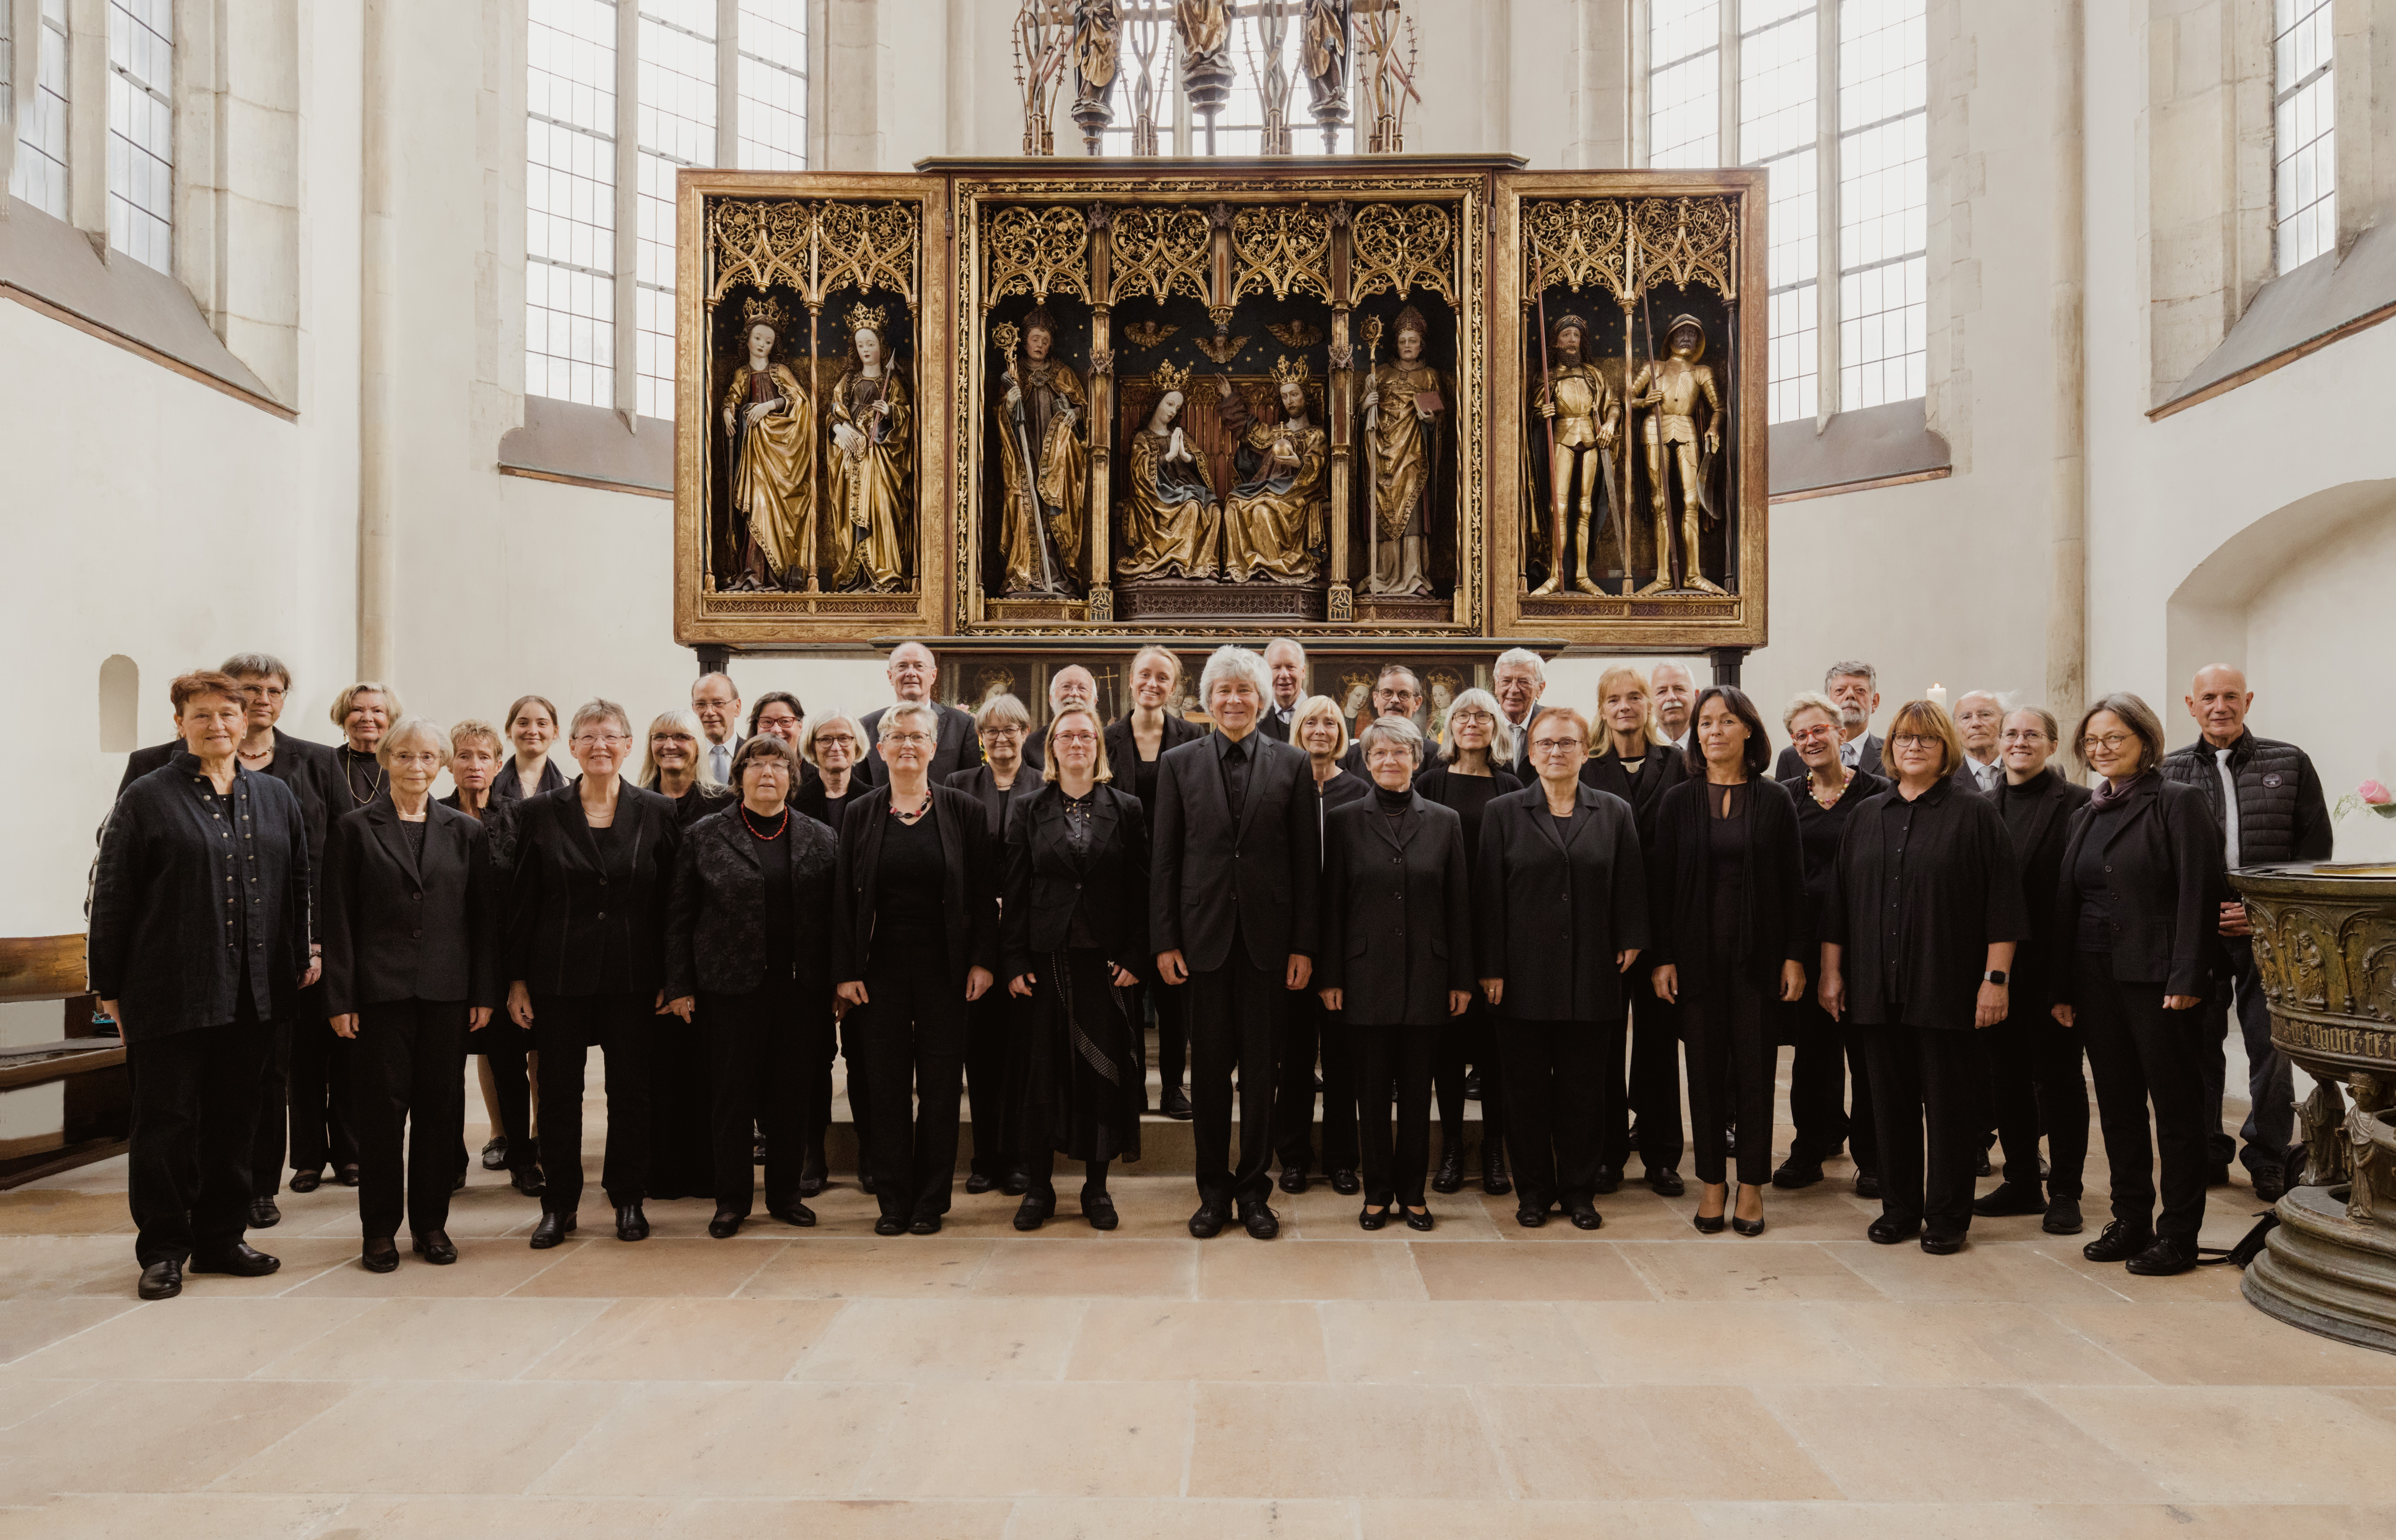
[1011,947,1145,1166]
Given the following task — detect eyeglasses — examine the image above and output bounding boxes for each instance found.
[1789,725,1838,745]
[2081,732,2137,753]
[572,732,631,747]
[1889,734,1942,750]
[982,727,1023,739]
[1448,709,1493,724]
[815,733,856,748]
[1530,737,1582,755]
[2000,729,2052,744]
[884,731,933,747]
[1052,730,1099,746]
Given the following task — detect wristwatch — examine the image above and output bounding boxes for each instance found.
[1982,969,2009,985]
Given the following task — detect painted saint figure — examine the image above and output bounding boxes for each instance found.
[994,309,1091,596]
[1360,304,1446,596]
[720,295,815,591]
[828,303,914,593]
[1116,361,1221,581]
[1214,356,1326,585]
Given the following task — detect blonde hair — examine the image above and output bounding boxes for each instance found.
[637,708,714,789]
[330,681,404,729]
[1782,691,1842,733]
[1039,705,1113,784]
[1289,693,1350,759]
[449,718,503,758]
[1593,665,1664,748]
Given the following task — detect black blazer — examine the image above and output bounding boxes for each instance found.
[945,763,1034,841]
[1103,710,1206,807]
[1472,783,1650,1022]
[832,781,999,987]
[120,729,340,922]
[1413,763,1526,805]
[661,781,735,830]
[1643,777,1808,999]
[1775,732,1883,782]
[862,701,983,779]
[663,804,839,999]
[1581,742,1688,843]
[2052,776,2224,1000]
[492,757,569,803]
[504,780,683,997]
[439,793,524,875]
[1317,793,1475,1026]
[87,755,311,1041]
[1257,701,1302,743]
[1149,730,1322,972]
[1985,767,2092,1013]
[1820,777,2028,1030]
[321,799,498,1015]
[1000,782,1151,980]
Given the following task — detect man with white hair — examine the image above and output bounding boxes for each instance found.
[1340,664,1424,774]
[1151,645,1321,1240]
[1491,647,1547,779]
[1772,661,1885,779]
[1259,638,1308,742]
[862,642,982,780]
[1020,664,1099,772]
[691,672,745,786]
[1951,691,2004,792]
[1649,662,1698,751]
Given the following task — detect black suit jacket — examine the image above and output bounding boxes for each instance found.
[1103,710,1206,802]
[1001,782,1151,979]
[492,757,569,803]
[1581,742,1688,844]
[832,782,999,987]
[1643,777,1808,999]
[862,701,982,780]
[1150,729,1322,972]
[1472,784,1650,1023]
[945,763,1034,841]
[1317,793,1475,1026]
[1985,767,2092,1014]
[321,799,498,1015]
[2052,776,2224,1000]
[121,729,340,926]
[504,780,683,997]
[662,804,839,999]
[1774,732,1883,783]
[1257,701,1302,744]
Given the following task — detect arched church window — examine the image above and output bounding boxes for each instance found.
[98,656,139,754]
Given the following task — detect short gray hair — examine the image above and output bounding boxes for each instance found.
[568,697,632,740]
[1198,645,1270,705]
[798,710,860,766]
[878,700,940,742]
[1358,713,1426,768]
[1046,667,1096,709]
[1493,647,1545,683]
[1825,660,1877,690]
[220,653,292,688]
[376,715,450,768]
[975,692,1032,731]
[1263,636,1307,666]
[1436,687,1514,764]
[1782,691,1842,732]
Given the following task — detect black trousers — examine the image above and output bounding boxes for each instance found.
[642,1013,716,1201]
[1984,1006,2088,1197]
[2199,936,2293,1172]
[1357,1022,1435,1207]
[702,982,820,1215]
[288,1005,358,1176]
[965,988,1012,1181]
[854,940,970,1223]
[248,1015,293,1197]
[354,998,467,1239]
[530,991,653,1215]
[1684,980,1775,1187]
[1435,999,1503,1165]
[1187,935,1283,1208]
[127,999,274,1266]
[2076,955,2209,1242]
[1151,978,1191,1097]
[471,1023,538,1173]
[1500,1016,1619,1210]
[1787,971,1877,1170]
[1271,996,1358,1173]
[1614,998,1684,1176]
[1860,1021,1981,1236]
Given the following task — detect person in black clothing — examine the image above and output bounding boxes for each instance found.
[834,702,1000,1236]
[1581,664,1688,1196]
[787,708,869,1194]
[1105,646,1205,1120]
[1774,691,1886,1194]
[1414,687,1522,1197]
[861,643,983,780]
[640,708,735,825]
[1002,706,1151,1231]
[1320,715,1474,1232]
[663,734,838,1237]
[633,708,734,1203]
[1274,695,1370,1195]
[504,699,685,1249]
[90,671,311,1300]
[1258,637,1309,742]
[441,720,542,1198]
[492,694,568,803]
[1647,688,1808,1236]
[1820,699,2027,1255]
[1151,646,1322,1241]
[322,718,499,1272]
[2055,693,2225,1277]
[1337,665,1424,776]
[952,694,1037,1196]
[1475,705,1650,1230]
[2160,664,2332,1201]
[1971,707,2093,1234]
[1771,661,1886,780]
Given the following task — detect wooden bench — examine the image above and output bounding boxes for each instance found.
[0,934,129,1189]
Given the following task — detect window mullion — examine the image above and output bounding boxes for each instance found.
[613,0,640,421]
[714,0,739,166]
[1813,0,1840,424]
[1718,0,1738,173]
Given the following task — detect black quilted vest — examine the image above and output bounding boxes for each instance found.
[2159,732,2310,866]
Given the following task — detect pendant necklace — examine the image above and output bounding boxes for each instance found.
[892,792,932,823]
[349,751,384,806]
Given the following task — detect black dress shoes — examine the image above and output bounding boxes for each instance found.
[908,1215,941,1235]
[2125,1235,2198,1276]
[1278,1165,1309,1195]
[2042,1195,2084,1235]
[481,1135,509,1171]
[615,1204,650,1242]
[965,1171,997,1195]
[288,1168,322,1194]
[2204,1159,2231,1188]
[412,1232,458,1264]
[1868,1215,1922,1245]
[362,1240,400,1274]
[1237,1198,1280,1239]
[2251,1163,2288,1204]
[1330,1168,1361,1196]
[2082,1220,2153,1263]
[189,1242,281,1277]
[708,1211,744,1239]
[1404,1206,1434,1233]
[137,1259,182,1300]
[1161,1086,1195,1120]
[530,1212,576,1248]
[1852,1168,1882,1200]
[512,1166,546,1198]
[1920,1230,1966,1255]
[1002,1167,1031,1198]
[798,1160,827,1198]
[1693,1209,1727,1234]
[1481,1152,1512,1196]
[1431,1149,1465,1194]
[1567,1201,1603,1231]
[859,1171,879,1196]
[1014,1192,1054,1231]
[337,1165,362,1188]
[1464,1069,1483,1099]
[1731,1214,1766,1237]
[248,1195,282,1228]
[1771,1156,1824,1190]
[767,1203,816,1228]
[1647,1168,1685,1198]
[1592,1165,1622,1196]
[1188,1203,1227,1239]
[874,1216,907,1237]
[1972,1181,2047,1217]
[1358,1205,1388,1231]
[1083,1189,1119,1231]
[1515,1204,1548,1228]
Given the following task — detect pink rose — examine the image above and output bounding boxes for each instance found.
[2363,780,2393,805]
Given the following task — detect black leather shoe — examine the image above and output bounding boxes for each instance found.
[708,1211,744,1239]
[1972,1181,2047,1217]
[1516,1204,1548,1228]
[1731,1212,1766,1237]
[1853,1168,1882,1200]
[753,1134,768,1166]
[412,1232,458,1265]
[1693,1210,1727,1234]
[1973,1151,1991,1178]
[1464,1069,1483,1099]
[530,1212,576,1248]
[1404,1206,1434,1232]
[1188,1203,1226,1239]
[189,1242,280,1277]
[2251,1163,2288,1204]
[2205,1160,2232,1188]
[2082,1220,2154,1263]
[512,1166,546,1198]
[798,1160,826,1198]
[1431,1149,1465,1194]
[1331,1167,1361,1195]
[615,1204,649,1242]
[1482,1152,1512,1196]
[1002,1167,1031,1198]
[481,1136,509,1171]
[1568,1201,1603,1231]
[767,1203,817,1228]
[1278,1165,1309,1195]
[1161,1087,1194,1120]
[337,1165,362,1188]
[1014,1192,1054,1231]
[1592,1165,1621,1195]
[1868,1215,1922,1245]
[137,1259,182,1300]
[248,1195,282,1228]
[2125,1235,2199,1276]
[908,1215,941,1236]
[2042,1195,2084,1235]
[1083,1189,1119,1231]
[1646,1168,1684,1198]
[965,1171,996,1195]
[859,1171,879,1196]
[362,1240,399,1274]
[1238,1198,1280,1239]
[1771,1156,1824,1190]
[873,1216,906,1236]
[288,1168,322,1194]
[452,1167,468,1192]
[1920,1230,1966,1255]
[1358,1205,1388,1231]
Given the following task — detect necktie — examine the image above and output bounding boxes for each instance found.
[1841,739,1859,768]
[711,744,730,783]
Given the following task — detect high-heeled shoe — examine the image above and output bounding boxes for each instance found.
[1692,1210,1727,1234]
[1730,1214,1766,1236]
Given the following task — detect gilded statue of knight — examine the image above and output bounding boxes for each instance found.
[1629,313,1725,596]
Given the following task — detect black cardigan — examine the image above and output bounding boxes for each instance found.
[87,754,311,1041]
[1778,766,1889,956]
[662,804,839,999]
[1000,782,1152,980]
[2052,775,2224,999]
[503,780,683,998]
[320,799,498,1015]
[1820,777,2029,1030]
[1643,776,1808,999]
[1317,793,1476,1026]
[1471,783,1650,1022]
[832,781,1000,986]
[120,729,340,924]
[1985,767,2092,1014]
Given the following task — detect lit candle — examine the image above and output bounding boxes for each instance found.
[1926,683,1949,710]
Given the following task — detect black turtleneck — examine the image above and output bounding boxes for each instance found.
[1373,784,1412,817]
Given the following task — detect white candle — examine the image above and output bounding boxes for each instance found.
[1926,683,1949,710]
